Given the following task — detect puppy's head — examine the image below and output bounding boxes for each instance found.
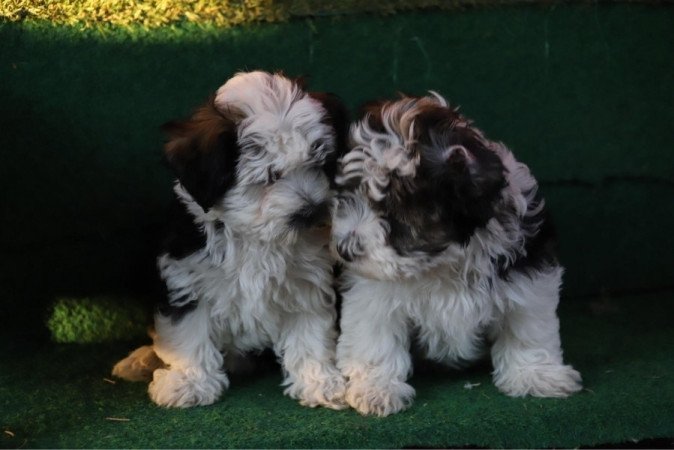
[163,71,348,242]
[332,93,506,279]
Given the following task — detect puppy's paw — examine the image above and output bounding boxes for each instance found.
[345,378,415,417]
[285,367,347,410]
[112,345,166,382]
[148,367,229,408]
[495,364,582,398]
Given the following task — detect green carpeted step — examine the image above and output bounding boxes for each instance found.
[1,292,672,448]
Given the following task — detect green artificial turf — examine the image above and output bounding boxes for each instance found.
[47,297,148,343]
[1,292,673,448]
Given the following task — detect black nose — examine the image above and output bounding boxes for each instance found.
[289,201,331,229]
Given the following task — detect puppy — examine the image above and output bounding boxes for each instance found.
[113,71,348,409]
[332,93,582,416]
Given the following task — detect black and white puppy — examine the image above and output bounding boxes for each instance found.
[332,93,582,416]
[113,71,348,409]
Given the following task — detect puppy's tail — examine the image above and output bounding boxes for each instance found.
[112,328,167,382]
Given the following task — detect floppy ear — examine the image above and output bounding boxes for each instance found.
[289,74,308,91]
[162,98,240,211]
[309,92,349,154]
[308,92,350,185]
[414,106,506,231]
[359,100,387,134]
[415,106,502,190]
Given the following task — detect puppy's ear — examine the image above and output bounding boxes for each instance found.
[309,92,350,185]
[438,138,504,203]
[445,132,505,201]
[359,100,387,134]
[309,92,349,154]
[290,75,308,91]
[162,97,240,211]
[444,145,476,175]
[416,106,505,219]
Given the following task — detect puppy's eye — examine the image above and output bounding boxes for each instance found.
[310,140,325,155]
[267,167,282,184]
[248,143,264,157]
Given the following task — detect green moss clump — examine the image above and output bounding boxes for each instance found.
[0,0,286,29]
[47,297,148,344]
[0,0,553,30]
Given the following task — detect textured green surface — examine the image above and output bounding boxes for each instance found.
[0,0,284,28]
[2,292,673,448]
[0,0,546,29]
[1,6,673,337]
[47,297,148,343]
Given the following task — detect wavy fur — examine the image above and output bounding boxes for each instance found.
[333,93,582,416]
[113,71,348,409]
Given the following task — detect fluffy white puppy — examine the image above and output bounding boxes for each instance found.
[113,71,348,409]
[332,93,582,416]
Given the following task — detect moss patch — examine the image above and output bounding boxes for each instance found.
[0,0,638,29]
[47,297,148,343]
[0,0,285,28]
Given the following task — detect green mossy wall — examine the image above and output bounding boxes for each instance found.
[1,4,673,335]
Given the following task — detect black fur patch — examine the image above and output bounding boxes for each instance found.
[333,263,344,333]
[498,191,560,279]
[162,97,240,211]
[372,104,507,255]
[309,92,350,187]
[156,96,239,323]
[156,302,198,323]
[154,270,200,323]
[289,200,331,229]
[161,194,206,259]
[360,99,389,134]
[336,236,365,262]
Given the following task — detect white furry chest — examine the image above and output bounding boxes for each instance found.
[195,237,331,352]
[405,275,496,364]
[205,245,291,350]
[401,273,494,326]
[346,269,497,365]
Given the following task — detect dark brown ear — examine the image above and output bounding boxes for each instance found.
[162,97,240,211]
[359,100,387,134]
[309,92,350,185]
[290,74,308,91]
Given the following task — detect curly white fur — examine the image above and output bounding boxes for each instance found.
[333,93,582,417]
[113,71,345,409]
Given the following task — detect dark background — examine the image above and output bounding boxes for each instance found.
[1,4,673,335]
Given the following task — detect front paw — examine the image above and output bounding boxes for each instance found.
[495,364,582,398]
[148,367,229,408]
[345,377,415,417]
[285,370,347,410]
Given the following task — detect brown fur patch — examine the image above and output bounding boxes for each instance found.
[161,96,241,210]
